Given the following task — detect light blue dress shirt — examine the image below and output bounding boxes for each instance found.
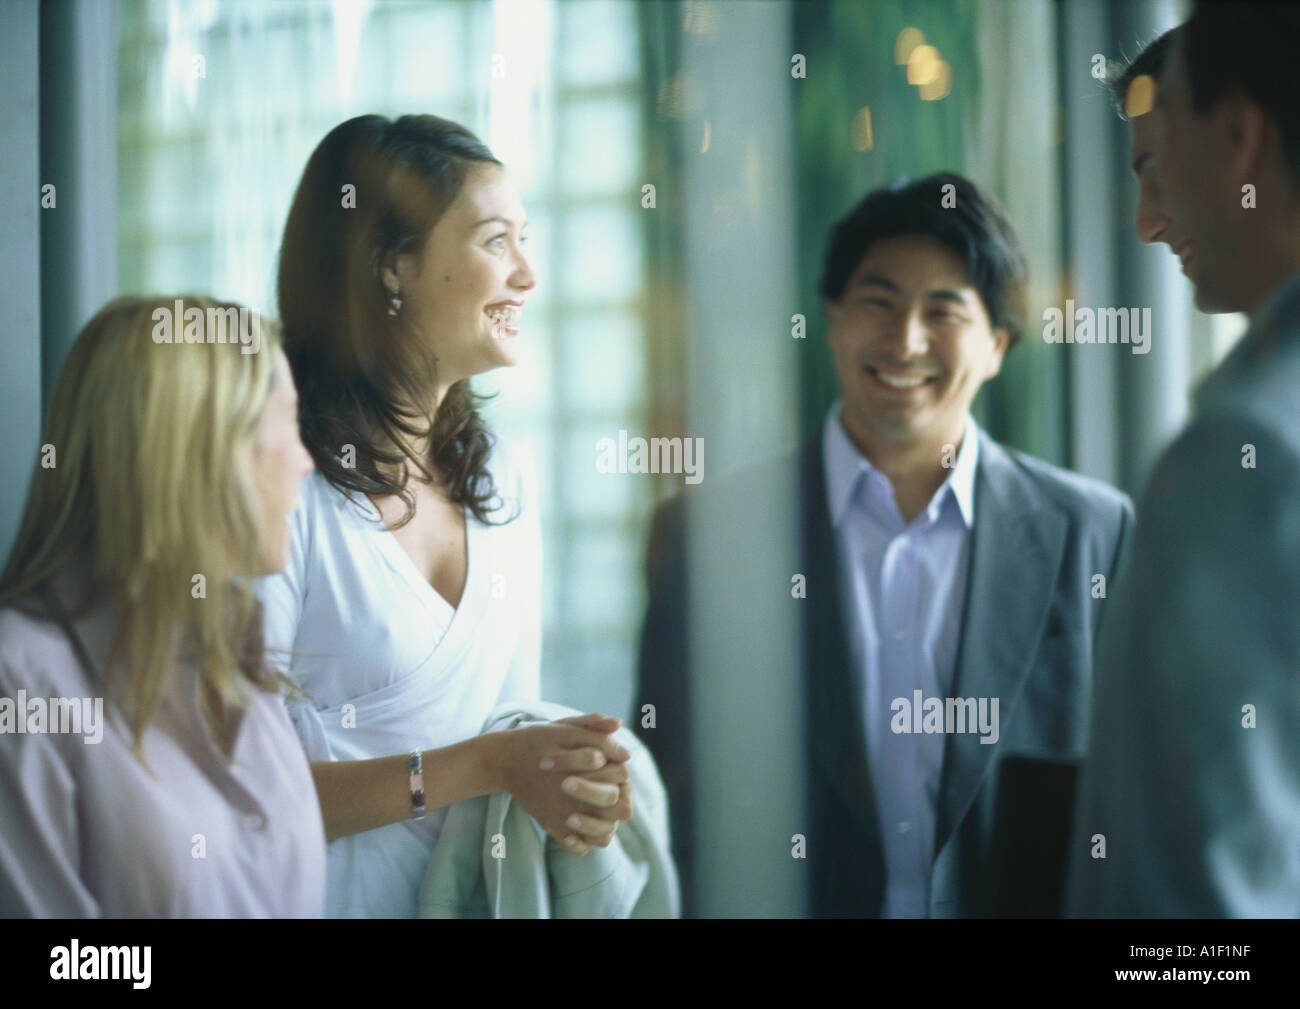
[822,402,979,918]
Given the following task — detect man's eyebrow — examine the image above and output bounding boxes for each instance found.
[852,274,902,294]
[924,289,968,307]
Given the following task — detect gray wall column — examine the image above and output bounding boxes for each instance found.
[0,0,44,563]
[1059,0,1124,487]
[1112,0,1190,492]
[682,0,805,916]
[39,0,119,411]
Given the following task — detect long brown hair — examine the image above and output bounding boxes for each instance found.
[277,114,505,526]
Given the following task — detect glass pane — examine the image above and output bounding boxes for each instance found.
[560,311,645,412]
[562,422,640,520]
[564,530,642,632]
[558,98,641,197]
[558,205,642,302]
[557,0,637,86]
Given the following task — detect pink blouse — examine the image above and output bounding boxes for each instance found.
[0,568,326,917]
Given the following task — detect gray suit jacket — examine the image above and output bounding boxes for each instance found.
[1067,273,1300,917]
[637,423,1133,916]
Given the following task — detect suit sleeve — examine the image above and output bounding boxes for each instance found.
[1094,491,1137,645]
[1069,416,1300,916]
[1106,492,1136,590]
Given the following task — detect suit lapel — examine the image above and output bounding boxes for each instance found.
[934,433,1068,856]
[798,437,881,847]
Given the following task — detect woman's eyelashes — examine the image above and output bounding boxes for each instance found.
[487,233,529,254]
[488,227,529,244]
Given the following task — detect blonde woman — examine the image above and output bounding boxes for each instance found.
[0,295,324,917]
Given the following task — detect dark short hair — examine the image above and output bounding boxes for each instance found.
[1107,28,1177,119]
[818,172,1029,348]
[1183,1,1300,184]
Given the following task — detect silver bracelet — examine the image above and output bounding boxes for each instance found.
[408,750,426,820]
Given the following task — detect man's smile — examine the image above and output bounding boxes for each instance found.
[863,363,940,394]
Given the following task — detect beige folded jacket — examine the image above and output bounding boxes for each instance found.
[418,700,680,918]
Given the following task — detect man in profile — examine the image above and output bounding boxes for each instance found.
[1109,29,1191,265]
[638,173,1133,916]
[1068,2,1300,916]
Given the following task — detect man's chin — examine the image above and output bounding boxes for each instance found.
[846,401,929,441]
[1191,283,1240,316]
[1183,259,1246,315]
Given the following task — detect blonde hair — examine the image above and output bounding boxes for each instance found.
[0,294,283,758]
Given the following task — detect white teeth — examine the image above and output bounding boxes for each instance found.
[485,305,520,324]
[873,369,929,389]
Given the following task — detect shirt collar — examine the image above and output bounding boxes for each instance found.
[822,401,980,529]
[1194,270,1300,412]
[945,416,980,527]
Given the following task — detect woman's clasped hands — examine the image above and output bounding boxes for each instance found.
[491,713,635,855]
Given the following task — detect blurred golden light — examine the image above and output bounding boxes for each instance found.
[683,0,721,36]
[894,27,925,65]
[907,44,941,86]
[918,60,952,101]
[700,119,711,153]
[656,70,701,120]
[1125,73,1156,118]
[851,106,874,151]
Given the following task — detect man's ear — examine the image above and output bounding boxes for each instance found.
[823,298,839,340]
[987,327,1011,377]
[1223,89,1269,190]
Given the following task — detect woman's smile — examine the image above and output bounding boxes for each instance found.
[485,300,523,337]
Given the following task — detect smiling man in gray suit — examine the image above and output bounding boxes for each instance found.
[1068,2,1300,917]
[638,173,1134,916]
